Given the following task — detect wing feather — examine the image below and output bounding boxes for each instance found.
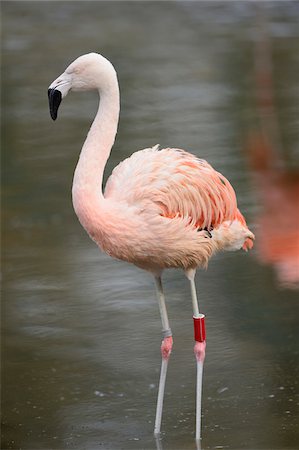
[104,146,238,229]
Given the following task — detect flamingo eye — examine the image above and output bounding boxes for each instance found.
[66,67,77,75]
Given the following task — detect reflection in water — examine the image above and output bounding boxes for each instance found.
[246,6,299,289]
[155,436,164,450]
[248,133,299,288]
[156,435,201,450]
[155,436,203,450]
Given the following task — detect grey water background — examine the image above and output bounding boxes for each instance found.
[2,2,299,449]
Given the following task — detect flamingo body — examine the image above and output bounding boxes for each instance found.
[102,145,253,272]
[73,143,254,274]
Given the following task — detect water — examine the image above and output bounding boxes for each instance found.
[2,2,299,449]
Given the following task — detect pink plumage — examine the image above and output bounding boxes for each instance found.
[103,145,254,272]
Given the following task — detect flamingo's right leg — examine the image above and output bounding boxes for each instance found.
[186,268,206,442]
[153,275,173,437]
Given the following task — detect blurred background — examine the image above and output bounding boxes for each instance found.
[2,2,299,449]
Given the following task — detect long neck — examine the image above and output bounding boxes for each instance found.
[72,75,120,227]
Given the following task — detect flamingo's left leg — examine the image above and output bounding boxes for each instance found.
[186,268,206,442]
[153,275,173,437]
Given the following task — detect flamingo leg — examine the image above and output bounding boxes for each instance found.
[154,276,173,437]
[186,269,206,442]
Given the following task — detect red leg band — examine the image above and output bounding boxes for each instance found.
[193,314,206,342]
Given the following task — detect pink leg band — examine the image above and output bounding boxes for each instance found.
[193,314,206,342]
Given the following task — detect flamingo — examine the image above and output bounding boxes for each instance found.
[48,53,254,441]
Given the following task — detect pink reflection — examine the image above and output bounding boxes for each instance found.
[246,8,299,289]
[248,133,299,288]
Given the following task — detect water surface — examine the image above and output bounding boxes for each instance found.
[2,2,299,449]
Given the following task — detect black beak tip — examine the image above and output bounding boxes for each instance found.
[48,88,62,121]
[50,112,57,121]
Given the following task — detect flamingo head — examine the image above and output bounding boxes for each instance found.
[48,52,117,120]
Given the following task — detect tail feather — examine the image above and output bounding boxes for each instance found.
[236,209,255,251]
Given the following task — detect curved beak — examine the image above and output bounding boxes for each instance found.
[48,72,71,121]
[48,88,62,121]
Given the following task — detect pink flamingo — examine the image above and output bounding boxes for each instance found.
[48,53,254,441]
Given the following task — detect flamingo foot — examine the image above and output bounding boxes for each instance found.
[161,336,173,360]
